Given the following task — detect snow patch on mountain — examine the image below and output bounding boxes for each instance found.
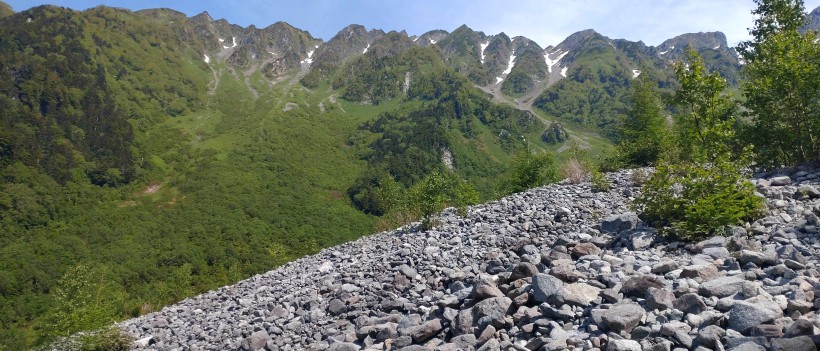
[302,50,315,65]
[222,36,237,49]
[713,45,720,50]
[544,50,569,74]
[363,44,370,54]
[430,39,437,45]
[560,67,568,77]
[503,54,516,75]
[632,69,641,78]
[480,41,489,64]
[203,54,210,63]
[496,77,503,84]
[659,45,674,55]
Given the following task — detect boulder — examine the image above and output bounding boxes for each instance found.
[601,212,638,233]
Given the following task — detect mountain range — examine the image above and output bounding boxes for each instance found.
[0,2,818,349]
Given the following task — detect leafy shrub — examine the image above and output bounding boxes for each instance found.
[497,149,560,195]
[406,171,479,230]
[633,158,764,239]
[589,169,610,192]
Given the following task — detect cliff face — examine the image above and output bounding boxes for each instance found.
[120,167,820,350]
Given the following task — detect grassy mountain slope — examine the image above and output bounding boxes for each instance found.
[0,6,372,349]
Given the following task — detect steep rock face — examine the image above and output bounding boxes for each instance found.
[181,12,321,76]
[657,32,741,84]
[313,24,384,66]
[500,36,549,95]
[435,25,490,84]
[482,33,514,80]
[301,24,384,87]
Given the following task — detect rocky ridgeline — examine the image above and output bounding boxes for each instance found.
[120,167,820,351]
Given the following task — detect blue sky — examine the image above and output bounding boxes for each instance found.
[6,0,820,47]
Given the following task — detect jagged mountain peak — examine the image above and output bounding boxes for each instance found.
[307,23,382,67]
[658,31,728,53]
[416,29,448,46]
[189,10,212,22]
[512,36,543,52]
[558,29,608,50]
[655,31,739,83]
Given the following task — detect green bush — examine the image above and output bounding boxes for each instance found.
[633,158,764,239]
[589,169,610,193]
[497,149,560,195]
[406,170,479,230]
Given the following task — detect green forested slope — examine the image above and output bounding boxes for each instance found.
[0,5,554,350]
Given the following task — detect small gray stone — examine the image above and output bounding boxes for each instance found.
[398,264,418,279]
[785,318,816,337]
[601,300,645,334]
[240,330,271,351]
[531,273,563,303]
[652,259,680,274]
[673,293,707,314]
[606,339,642,351]
[769,176,791,186]
[728,300,784,334]
[572,242,601,258]
[727,341,766,351]
[411,319,442,343]
[477,338,500,351]
[698,275,746,297]
[621,275,665,297]
[328,342,360,351]
[681,264,720,282]
[328,298,348,316]
[474,275,505,300]
[645,288,675,311]
[769,336,817,351]
[473,297,512,329]
[509,262,538,281]
[563,282,601,307]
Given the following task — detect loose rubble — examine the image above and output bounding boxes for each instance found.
[120,166,820,351]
